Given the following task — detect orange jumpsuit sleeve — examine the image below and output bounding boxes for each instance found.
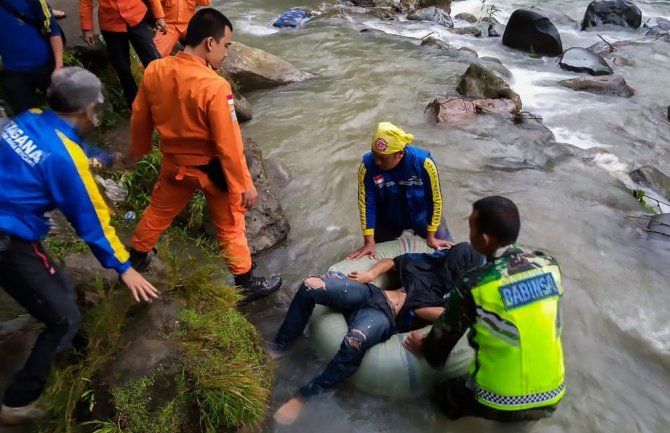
[129,70,155,160]
[197,0,211,5]
[208,82,253,194]
[79,0,94,31]
[148,0,165,19]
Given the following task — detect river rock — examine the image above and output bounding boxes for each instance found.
[426,97,518,123]
[502,9,563,56]
[399,0,421,13]
[529,5,579,27]
[580,0,642,31]
[456,63,522,110]
[457,47,478,57]
[203,138,290,255]
[450,26,483,37]
[234,93,253,123]
[367,6,396,20]
[352,0,375,6]
[265,158,292,188]
[647,213,670,237]
[630,166,670,200]
[408,7,454,28]
[222,42,312,93]
[420,0,451,12]
[374,0,396,7]
[420,36,451,49]
[480,57,513,79]
[559,75,634,97]
[559,47,613,75]
[454,13,477,24]
[644,18,670,36]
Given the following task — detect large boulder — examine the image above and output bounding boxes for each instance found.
[427,97,518,123]
[559,75,634,97]
[630,166,670,200]
[420,0,452,13]
[580,0,642,31]
[456,63,522,110]
[408,7,454,28]
[559,47,613,75]
[502,9,563,56]
[202,138,290,255]
[221,42,312,93]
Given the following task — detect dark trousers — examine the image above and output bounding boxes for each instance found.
[101,19,160,108]
[0,235,81,407]
[274,277,394,399]
[375,217,452,243]
[1,61,54,115]
[434,375,557,421]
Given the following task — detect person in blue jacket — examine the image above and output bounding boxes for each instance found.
[348,122,453,260]
[0,67,159,425]
[0,0,64,114]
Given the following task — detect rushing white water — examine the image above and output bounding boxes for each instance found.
[216,1,670,432]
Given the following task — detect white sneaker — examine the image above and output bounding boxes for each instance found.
[0,402,47,425]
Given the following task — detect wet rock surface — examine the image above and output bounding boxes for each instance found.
[407,7,454,28]
[630,166,670,201]
[502,9,563,56]
[222,42,312,93]
[559,75,635,97]
[456,63,522,110]
[427,96,519,123]
[580,0,642,30]
[559,47,613,75]
[454,12,477,23]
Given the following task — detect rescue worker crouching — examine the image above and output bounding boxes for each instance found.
[126,8,281,303]
[348,122,453,260]
[405,196,566,421]
[0,67,160,425]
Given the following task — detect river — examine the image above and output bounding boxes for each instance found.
[216,1,670,432]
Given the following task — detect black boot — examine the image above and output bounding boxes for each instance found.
[234,269,282,304]
[129,248,157,272]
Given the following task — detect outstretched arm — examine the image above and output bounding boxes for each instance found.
[347,258,395,284]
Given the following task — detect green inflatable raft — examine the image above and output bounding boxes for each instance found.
[307,235,473,398]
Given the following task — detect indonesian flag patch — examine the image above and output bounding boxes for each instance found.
[373,175,384,186]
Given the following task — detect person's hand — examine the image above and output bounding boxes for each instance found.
[52,62,63,77]
[273,397,303,425]
[82,30,95,46]
[155,18,168,35]
[347,241,375,260]
[242,184,258,209]
[403,331,425,356]
[426,232,453,250]
[120,267,160,302]
[347,270,374,284]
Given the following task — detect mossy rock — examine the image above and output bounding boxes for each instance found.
[456,63,522,111]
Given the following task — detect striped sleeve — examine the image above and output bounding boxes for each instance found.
[46,131,130,273]
[358,161,375,235]
[422,157,443,232]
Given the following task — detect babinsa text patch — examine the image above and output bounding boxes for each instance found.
[499,273,559,310]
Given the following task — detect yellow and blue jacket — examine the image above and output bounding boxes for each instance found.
[0,109,130,273]
[357,145,443,237]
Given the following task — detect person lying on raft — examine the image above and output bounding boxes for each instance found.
[348,122,452,260]
[268,242,485,425]
[404,196,566,421]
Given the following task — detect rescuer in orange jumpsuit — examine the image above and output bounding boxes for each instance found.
[154,0,211,57]
[127,8,282,302]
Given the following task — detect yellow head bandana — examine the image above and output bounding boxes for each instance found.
[371,122,414,154]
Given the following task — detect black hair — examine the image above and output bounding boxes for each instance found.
[473,196,521,246]
[183,8,233,48]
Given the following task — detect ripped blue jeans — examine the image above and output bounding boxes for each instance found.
[273,275,394,399]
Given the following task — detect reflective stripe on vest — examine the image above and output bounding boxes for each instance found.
[469,262,565,411]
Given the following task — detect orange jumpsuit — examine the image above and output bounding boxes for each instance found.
[153,0,211,57]
[80,0,165,32]
[129,52,254,275]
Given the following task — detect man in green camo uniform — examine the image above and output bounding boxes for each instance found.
[405,196,565,421]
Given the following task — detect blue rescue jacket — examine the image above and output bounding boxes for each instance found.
[357,145,444,237]
[0,109,130,273]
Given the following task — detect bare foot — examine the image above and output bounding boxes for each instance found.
[53,9,66,19]
[273,398,303,425]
